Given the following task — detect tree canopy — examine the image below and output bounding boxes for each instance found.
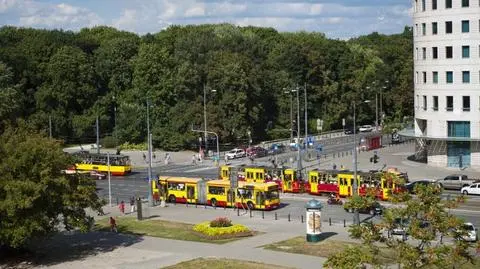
[0,123,104,248]
[0,24,413,150]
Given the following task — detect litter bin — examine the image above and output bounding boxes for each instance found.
[136,198,143,221]
[305,199,323,242]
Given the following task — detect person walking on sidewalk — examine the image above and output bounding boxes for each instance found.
[129,197,135,213]
[119,200,125,215]
[192,154,197,165]
[109,217,117,233]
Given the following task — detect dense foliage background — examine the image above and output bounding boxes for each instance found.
[0,24,413,150]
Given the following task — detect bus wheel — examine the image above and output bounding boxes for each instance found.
[168,195,176,203]
[211,199,217,207]
[247,201,255,210]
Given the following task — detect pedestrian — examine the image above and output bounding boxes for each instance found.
[192,154,197,165]
[130,197,135,213]
[109,217,117,233]
[224,154,228,164]
[333,163,337,170]
[142,152,146,161]
[119,200,125,215]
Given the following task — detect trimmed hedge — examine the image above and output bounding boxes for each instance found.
[193,221,250,237]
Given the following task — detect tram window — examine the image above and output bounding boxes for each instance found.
[168,182,185,191]
[285,174,292,181]
[209,186,225,195]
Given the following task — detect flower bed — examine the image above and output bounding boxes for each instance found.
[193,218,253,239]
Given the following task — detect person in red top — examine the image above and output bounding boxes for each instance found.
[119,200,125,215]
[109,217,117,233]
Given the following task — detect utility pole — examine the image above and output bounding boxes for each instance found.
[296,84,302,180]
[146,99,153,207]
[290,92,293,143]
[107,152,112,207]
[304,83,308,150]
[113,95,117,148]
[49,116,52,139]
[203,84,208,155]
[352,102,360,225]
[96,116,100,154]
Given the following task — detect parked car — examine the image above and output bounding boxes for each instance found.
[344,126,356,135]
[225,148,246,159]
[459,222,478,242]
[391,217,410,238]
[246,146,268,158]
[436,174,480,190]
[344,201,383,216]
[405,179,438,194]
[460,183,480,195]
[359,125,374,132]
[268,144,286,155]
[89,170,107,180]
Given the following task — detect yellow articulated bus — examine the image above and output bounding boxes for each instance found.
[72,151,132,176]
[151,177,280,210]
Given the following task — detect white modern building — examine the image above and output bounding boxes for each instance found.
[411,0,480,168]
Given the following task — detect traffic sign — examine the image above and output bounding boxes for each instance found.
[316,119,323,132]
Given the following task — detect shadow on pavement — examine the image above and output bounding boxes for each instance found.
[28,230,143,267]
[317,232,338,241]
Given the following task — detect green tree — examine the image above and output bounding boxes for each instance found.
[0,62,21,128]
[326,183,478,269]
[0,123,104,248]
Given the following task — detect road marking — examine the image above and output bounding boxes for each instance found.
[184,166,217,173]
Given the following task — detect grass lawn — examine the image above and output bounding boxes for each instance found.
[263,236,480,268]
[263,236,395,264]
[95,217,250,244]
[162,257,294,269]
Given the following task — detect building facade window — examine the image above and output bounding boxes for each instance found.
[433,71,439,83]
[432,0,438,9]
[462,46,470,58]
[423,95,427,110]
[422,47,426,59]
[432,22,438,34]
[432,47,438,59]
[433,96,439,111]
[446,71,453,83]
[463,71,470,83]
[448,121,470,137]
[462,0,469,7]
[422,0,426,11]
[463,96,470,111]
[446,96,454,111]
[446,46,453,58]
[462,20,470,33]
[445,0,452,9]
[423,71,427,83]
[445,21,453,33]
[422,23,426,35]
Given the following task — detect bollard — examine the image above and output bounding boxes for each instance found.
[275,212,278,220]
[224,204,227,210]
[329,218,332,226]
[343,219,346,227]
[237,207,240,216]
[186,201,188,207]
[262,211,265,219]
[195,202,197,208]
[301,215,304,223]
[249,209,252,218]
[205,203,207,209]
[288,213,291,222]
[214,204,217,210]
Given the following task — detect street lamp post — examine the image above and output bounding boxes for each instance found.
[352,99,371,225]
[146,99,153,207]
[304,83,308,150]
[284,88,294,143]
[296,85,302,179]
[203,84,208,155]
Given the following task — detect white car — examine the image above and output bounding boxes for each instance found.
[460,183,480,195]
[459,222,477,242]
[225,148,246,159]
[359,125,374,132]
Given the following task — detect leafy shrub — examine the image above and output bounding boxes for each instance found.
[101,136,118,149]
[193,221,249,237]
[210,217,232,227]
[118,142,148,151]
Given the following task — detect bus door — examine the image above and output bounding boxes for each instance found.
[338,175,348,196]
[186,183,196,203]
[309,171,318,194]
[283,171,293,192]
[255,190,265,209]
